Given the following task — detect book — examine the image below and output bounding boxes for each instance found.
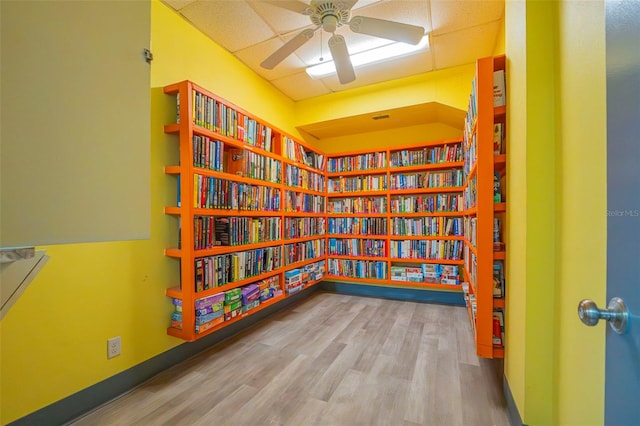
[493,123,503,155]
[493,172,502,203]
[493,69,506,107]
[493,260,504,298]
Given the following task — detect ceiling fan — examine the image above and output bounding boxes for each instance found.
[260,0,425,84]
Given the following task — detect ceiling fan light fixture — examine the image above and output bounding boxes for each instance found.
[306,34,429,79]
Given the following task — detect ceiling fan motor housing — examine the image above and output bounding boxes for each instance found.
[310,0,351,33]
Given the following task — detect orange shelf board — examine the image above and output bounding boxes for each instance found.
[283,212,326,217]
[191,126,245,150]
[284,256,327,270]
[494,251,506,260]
[194,209,282,217]
[465,206,478,216]
[165,248,181,258]
[167,327,189,340]
[166,287,182,299]
[388,235,464,241]
[389,161,465,173]
[494,106,506,118]
[194,269,284,299]
[328,255,388,262]
[388,258,464,265]
[389,211,464,217]
[165,166,180,175]
[163,82,182,95]
[326,190,388,198]
[194,168,283,189]
[494,154,506,166]
[164,123,180,134]
[196,240,283,257]
[389,186,464,195]
[181,295,287,341]
[494,298,505,308]
[327,234,387,239]
[282,157,325,175]
[464,240,478,257]
[165,206,181,215]
[327,213,388,217]
[285,187,325,197]
[494,202,506,212]
[284,235,327,244]
[326,169,388,177]
[324,275,389,284]
[492,347,505,358]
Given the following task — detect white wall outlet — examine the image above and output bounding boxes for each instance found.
[107,336,121,359]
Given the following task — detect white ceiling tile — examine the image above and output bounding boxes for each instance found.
[180,0,276,52]
[235,38,307,80]
[431,20,500,69]
[249,0,315,34]
[430,0,504,36]
[270,71,332,101]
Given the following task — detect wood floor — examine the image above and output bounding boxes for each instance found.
[71,292,510,426]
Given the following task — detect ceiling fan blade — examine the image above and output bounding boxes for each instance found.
[260,28,315,70]
[262,0,313,15]
[349,16,424,45]
[337,0,359,10]
[328,34,355,84]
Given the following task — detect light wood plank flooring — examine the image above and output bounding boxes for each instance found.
[71,292,510,426]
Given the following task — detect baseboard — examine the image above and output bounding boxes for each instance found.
[503,375,525,426]
[8,285,320,426]
[320,280,465,306]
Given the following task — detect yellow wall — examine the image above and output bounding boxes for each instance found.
[320,123,462,154]
[0,1,297,423]
[505,0,606,424]
[554,1,606,424]
[295,63,475,129]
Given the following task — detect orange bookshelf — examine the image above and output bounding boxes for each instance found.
[163,80,328,341]
[462,55,507,358]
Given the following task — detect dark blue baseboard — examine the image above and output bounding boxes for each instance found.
[504,375,525,426]
[9,286,320,426]
[320,280,465,306]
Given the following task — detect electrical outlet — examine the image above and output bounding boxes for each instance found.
[107,336,121,359]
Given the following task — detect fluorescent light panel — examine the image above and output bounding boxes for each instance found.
[306,35,429,79]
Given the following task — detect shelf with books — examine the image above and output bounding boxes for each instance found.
[326,150,387,174]
[461,55,507,358]
[163,80,323,342]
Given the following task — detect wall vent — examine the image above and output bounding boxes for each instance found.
[372,114,390,120]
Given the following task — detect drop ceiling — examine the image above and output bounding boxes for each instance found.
[162,0,504,136]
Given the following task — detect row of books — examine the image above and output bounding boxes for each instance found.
[284,217,326,239]
[194,175,280,211]
[390,264,459,284]
[464,76,478,139]
[463,175,477,210]
[204,216,281,248]
[390,217,464,237]
[227,149,281,184]
[463,132,477,176]
[493,260,505,298]
[389,239,464,261]
[465,217,478,247]
[285,164,325,192]
[389,143,464,167]
[188,90,275,152]
[493,308,505,347]
[193,246,282,291]
[283,137,326,170]
[327,174,387,193]
[327,197,387,214]
[327,259,388,280]
[328,238,386,258]
[390,169,464,190]
[327,217,387,235]
[327,152,387,173]
[283,191,325,213]
[284,239,326,265]
[285,260,326,294]
[192,135,224,172]
[390,194,464,214]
